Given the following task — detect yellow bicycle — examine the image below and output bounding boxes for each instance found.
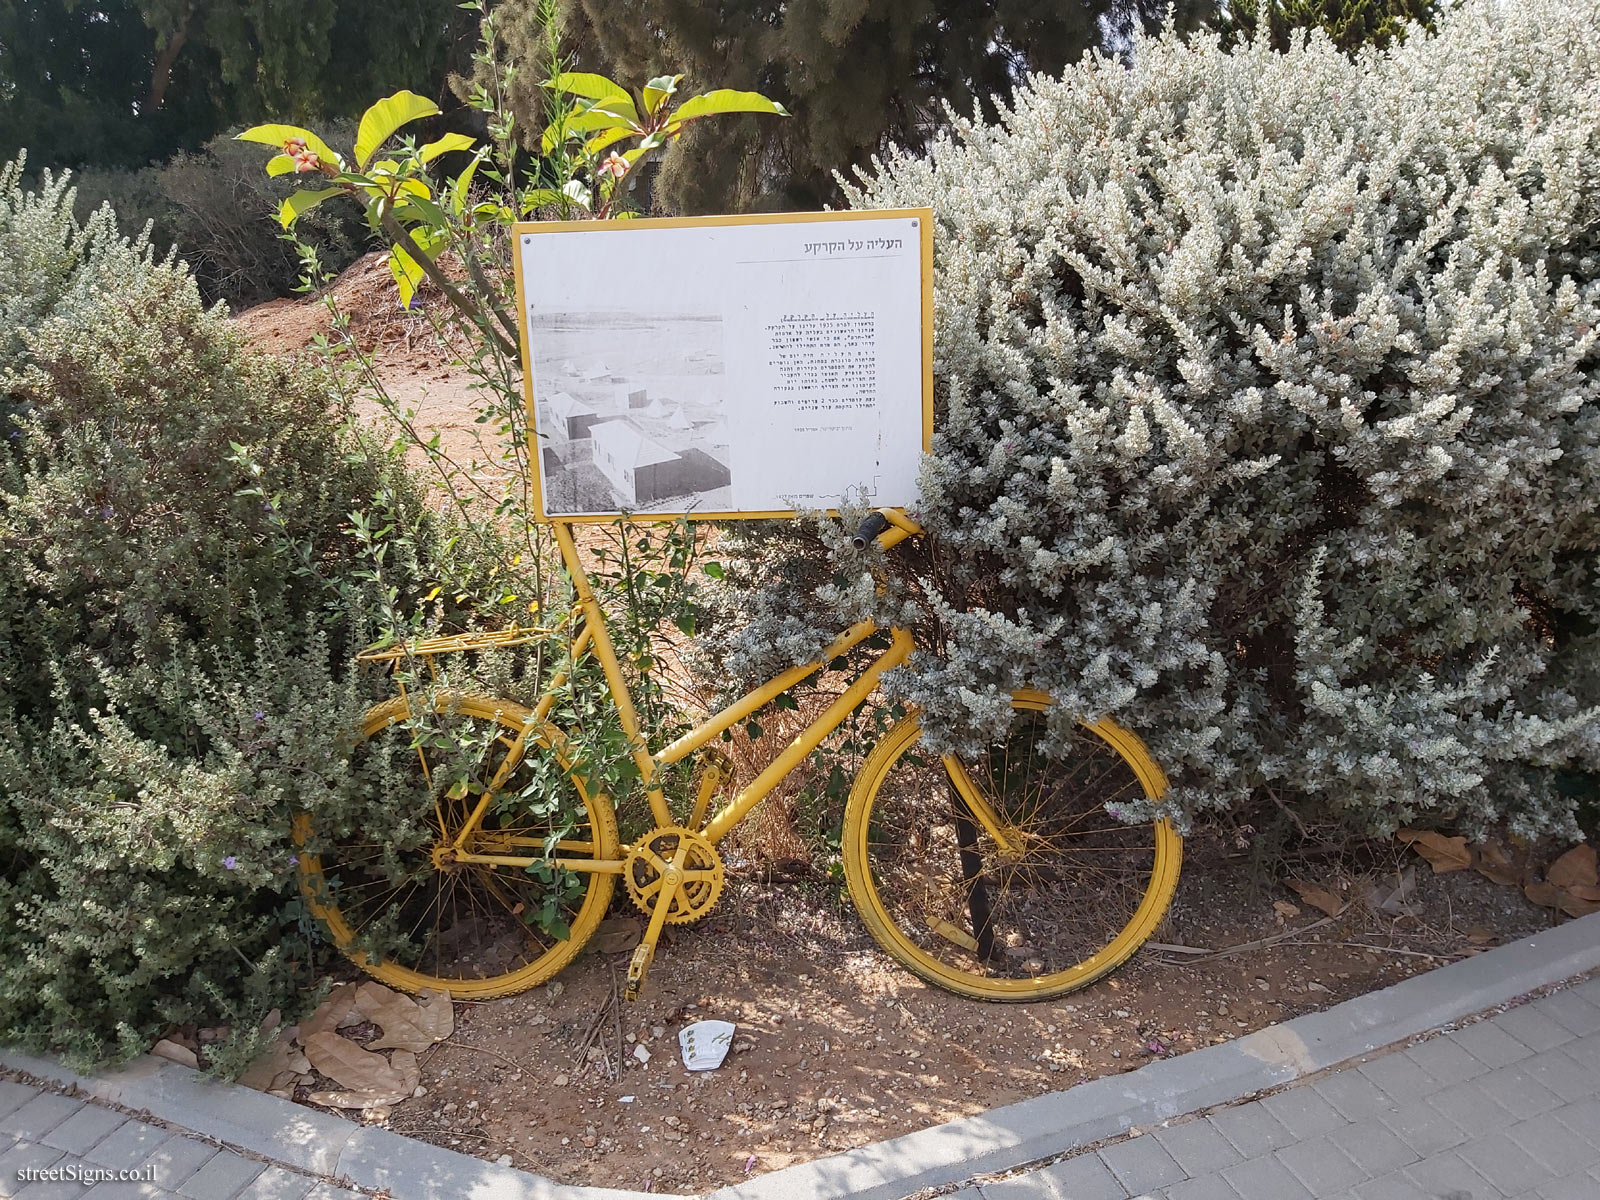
[294,509,1181,1003]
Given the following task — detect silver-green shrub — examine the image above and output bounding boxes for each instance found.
[0,157,473,1067]
[710,0,1600,841]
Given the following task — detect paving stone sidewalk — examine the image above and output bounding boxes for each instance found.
[965,974,1600,1200]
[0,1077,363,1200]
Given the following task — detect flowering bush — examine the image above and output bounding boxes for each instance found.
[708,0,1600,842]
[0,158,481,1066]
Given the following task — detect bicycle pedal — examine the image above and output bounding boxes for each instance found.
[625,942,653,1001]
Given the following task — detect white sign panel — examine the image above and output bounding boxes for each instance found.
[514,210,931,520]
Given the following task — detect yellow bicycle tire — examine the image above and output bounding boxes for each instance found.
[295,691,617,999]
[843,689,1181,1001]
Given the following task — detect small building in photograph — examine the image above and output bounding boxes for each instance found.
[589,419,732,508]
[544,391,602,448]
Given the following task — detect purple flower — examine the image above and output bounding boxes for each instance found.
[288,856,299,868]
[223,856,238,870]
[253,711,265,721]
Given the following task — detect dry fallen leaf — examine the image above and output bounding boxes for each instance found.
[356,982,453,1052]
[1465,926,1498,945]
[1397,829,1472,873]
[1272,900,1300,920]
[307,1087,409,1109]
[303,1031,415,1101]
[1525,880,1568,910]
[1362,866,1422,917]
[592,915,643,955]
[1473,836,1525,887]
[150,1039,199,1070]
[238,1035,312,1093]
[299,983,363,1040]
[1286,878,1347,917]
[1548,844,1598,891]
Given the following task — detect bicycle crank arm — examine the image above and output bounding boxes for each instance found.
[626,841,691,1000]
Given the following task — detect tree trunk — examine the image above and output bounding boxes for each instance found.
[146,16,191,113]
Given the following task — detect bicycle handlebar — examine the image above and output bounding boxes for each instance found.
[852,512,892,550]
[853,508,922,551]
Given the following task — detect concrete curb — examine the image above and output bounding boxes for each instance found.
[0,1047,647,1200]
[5,912,1598,1200]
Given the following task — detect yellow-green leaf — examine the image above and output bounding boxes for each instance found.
[582,99,643,129]
[277,187,345,229]
[549,71,638,120]
[237,124,342,169]
[451,150,487,214]
[388,243,426,308]
[666,89,790,127]
[356,90,441,169]
[519,187,565,214]
[561,180,592,211]
[265,154,297,177]
[419,132,476,164]
[395,192,448,229]
[541,109,633,154]
[641,74,683,118]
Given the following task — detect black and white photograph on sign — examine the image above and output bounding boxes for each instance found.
[519,215,924,518]
[530,306,731,514]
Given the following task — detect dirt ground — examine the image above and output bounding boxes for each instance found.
[234,270,1565,1195]
[371,851,1548,1193]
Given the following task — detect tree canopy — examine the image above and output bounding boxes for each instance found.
[1223,0,1440,52]
[0,0,475,169]
[556,0,1217,213]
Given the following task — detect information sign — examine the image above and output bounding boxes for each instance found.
[512,209,933,520]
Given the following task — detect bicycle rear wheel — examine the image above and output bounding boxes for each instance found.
[295,690,617,998]
[843,690,1180,1001]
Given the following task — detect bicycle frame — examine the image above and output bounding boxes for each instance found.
[436,507,1017,877]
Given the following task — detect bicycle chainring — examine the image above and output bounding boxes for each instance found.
[624,826,724,924]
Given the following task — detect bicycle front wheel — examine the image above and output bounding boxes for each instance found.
[843,690,1180,1001]
[295,690,617,999]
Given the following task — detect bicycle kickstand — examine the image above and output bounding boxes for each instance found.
[626,840,690,1001]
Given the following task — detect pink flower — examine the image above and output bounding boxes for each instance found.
[293,150,321,173]
[597,151,628,180]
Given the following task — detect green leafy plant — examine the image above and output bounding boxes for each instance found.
[234,11,786,326]
[0,156,488,1068]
